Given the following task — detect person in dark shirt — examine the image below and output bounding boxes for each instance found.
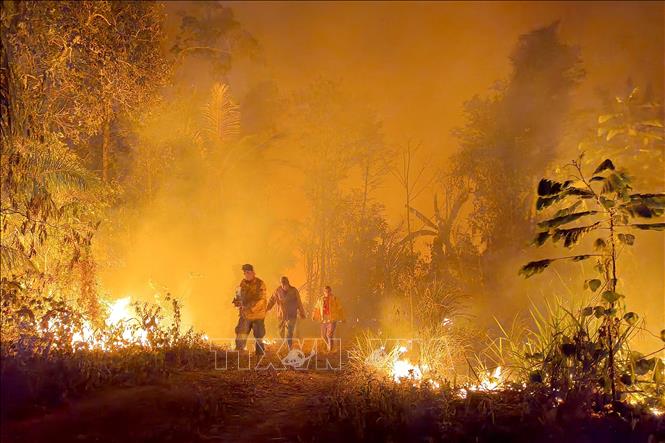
[267,276,306,349]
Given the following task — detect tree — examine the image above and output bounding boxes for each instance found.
[451,22,584,271]
[0,1,168,320]
[1,1,170,181]
[520,156,665,400]
[0,132,106,317]
[581,86,664,188]
[283,81,357,301]
[170,2,258,81]
[390,142,434,331]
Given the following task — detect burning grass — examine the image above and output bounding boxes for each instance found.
[0,281,215,419]
[327,294,665,442]
[313,363,665,443]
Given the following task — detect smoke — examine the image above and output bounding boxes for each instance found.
[91,2,662,349]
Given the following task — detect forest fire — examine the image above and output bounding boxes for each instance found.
[1,1,663,442]
[45,296,151,351]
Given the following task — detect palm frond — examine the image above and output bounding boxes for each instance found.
[5,135,99,193]
[201,83,240,143]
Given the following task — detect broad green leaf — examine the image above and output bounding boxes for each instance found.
[586,279,601,292]
[601,291,622,303]
[593,306,605,318]
[593,159,615,174]
[599,196,615,208]
[629,193,665,209]
[622,202,659,218]
[567,187,595,198]
[552,223,600,248]
[661,329,665,342]
[581,306,593,316]
[601,172,631,196]
[537,211,598,229]
[593,238,606,250]
[519,259,551,278]
[623,312,638,325]
[532,231,550,246]
[536,195,562,211]
[635,358,655,376]
[537,179,566,196]
[617,233,635,245]
[632,223,665,231]
[553,201,581,218]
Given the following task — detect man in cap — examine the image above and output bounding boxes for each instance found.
[267,276,306,349]
[233,264,267,354]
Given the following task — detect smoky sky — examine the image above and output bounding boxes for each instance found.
[225,1,663,154]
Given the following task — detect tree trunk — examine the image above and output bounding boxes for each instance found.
[101,108,111,182]
[361,162,370,223]
[607,212,618,401]
[405,174,414,335]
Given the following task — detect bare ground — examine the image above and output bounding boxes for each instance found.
[2,353,341,443]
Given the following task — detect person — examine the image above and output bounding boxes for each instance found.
[312,286,345,351]
[233,263,267,354]
[267,276,306,349]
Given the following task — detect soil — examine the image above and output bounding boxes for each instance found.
[2,352,342,443]
[3,349,664,443]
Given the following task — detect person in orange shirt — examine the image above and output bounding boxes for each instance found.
[233,264,267,354]
[312,286,345,351]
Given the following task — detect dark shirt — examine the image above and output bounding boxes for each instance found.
[267,286,305,320]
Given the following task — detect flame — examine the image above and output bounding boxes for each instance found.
[468,366,503,391]
[106,296,132,326]
[47,295,154,351]
[389,345,427,385]
[392,358,423,383]
[105,296,149,345]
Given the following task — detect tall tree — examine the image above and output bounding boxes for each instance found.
[2,1,170,181]
[447,22,584,288]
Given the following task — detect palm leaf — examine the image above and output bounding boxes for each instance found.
[202,83,240,143]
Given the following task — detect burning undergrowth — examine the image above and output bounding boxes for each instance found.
[0,279,213,419]
[318,340,664,443]
[326,288,665,442]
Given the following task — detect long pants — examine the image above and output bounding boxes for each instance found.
[320,321,337,351]
[235,318,266,354]
[278,318,297,349]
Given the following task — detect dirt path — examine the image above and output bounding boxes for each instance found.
[3,355,343,443]
[211,370,338,442]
